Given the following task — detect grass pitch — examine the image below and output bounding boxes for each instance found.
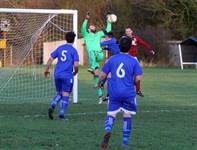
[0,67,197,150]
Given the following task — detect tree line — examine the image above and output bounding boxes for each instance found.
[1,0,196,65]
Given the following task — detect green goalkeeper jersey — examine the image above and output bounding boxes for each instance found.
[81,20,112,53]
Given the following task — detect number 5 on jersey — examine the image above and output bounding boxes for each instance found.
[116,63,125,78]
[61,50,67,61]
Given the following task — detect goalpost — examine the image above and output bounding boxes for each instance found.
[0,8,78,103]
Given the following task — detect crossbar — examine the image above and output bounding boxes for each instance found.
[0,8,77,14]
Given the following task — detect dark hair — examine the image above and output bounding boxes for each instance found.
[119,36,132,53]
[125,26,132,30]
[105,31,114,38]
[65,31,76,43]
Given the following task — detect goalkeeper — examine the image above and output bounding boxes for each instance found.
[81,12,112,102]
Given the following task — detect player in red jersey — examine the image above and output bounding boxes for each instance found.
[125,27,155,97]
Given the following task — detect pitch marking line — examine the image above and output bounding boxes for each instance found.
[0,109,195,118]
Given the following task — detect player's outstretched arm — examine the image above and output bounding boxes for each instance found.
[105,19,112,33]
[97,71,107,88]
[73,61,79,76]
[44,57,54,77]
[97,15,112,38]
[134,75,142,85]
[81,13,90,37]
[137,36,155,55]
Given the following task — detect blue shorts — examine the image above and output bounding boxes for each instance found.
[108,96,137,115]
[54,77,73,93]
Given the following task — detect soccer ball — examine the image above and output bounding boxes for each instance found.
[107,14,117,23]
[0,19,10,31]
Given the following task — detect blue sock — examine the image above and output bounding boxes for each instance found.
[123,117,132,145]
[105,115,115,132]
[51,93,62,109]
[59,96,69,116]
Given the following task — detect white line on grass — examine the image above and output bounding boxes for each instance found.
[1,93,197,104]
[0,109,196,118]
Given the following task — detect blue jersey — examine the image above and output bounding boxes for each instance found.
[102,54,142,98]
[50,44,79,79]
[100,37,120,55]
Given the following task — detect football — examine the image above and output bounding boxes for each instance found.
[107,14,117,23]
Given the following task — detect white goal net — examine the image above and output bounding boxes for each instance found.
[0,8,78,103]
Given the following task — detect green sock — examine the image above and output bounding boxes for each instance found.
[97,88,103,97]
[94,76,103,97]
[93,76,98,86]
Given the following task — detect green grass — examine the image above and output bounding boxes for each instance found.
[0,67,197,150]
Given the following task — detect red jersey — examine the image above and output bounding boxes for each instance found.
[129,35,153,57]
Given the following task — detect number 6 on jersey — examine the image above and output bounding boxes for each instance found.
[116,63,125,78]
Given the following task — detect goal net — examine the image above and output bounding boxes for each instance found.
[0,8,78,103]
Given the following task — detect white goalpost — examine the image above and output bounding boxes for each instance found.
[0,8,78,103]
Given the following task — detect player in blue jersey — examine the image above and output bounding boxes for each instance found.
[44,31,79,120]
[97,36,142,148]
[99,31,120,103]
[100,31,120,55]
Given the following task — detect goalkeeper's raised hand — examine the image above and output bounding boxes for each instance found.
[85,11,90,20]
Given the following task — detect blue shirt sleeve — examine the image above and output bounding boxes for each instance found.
[50,48,59,59]
[134,60,142,76]
[102,59,111,74]
[100,39,112,47]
